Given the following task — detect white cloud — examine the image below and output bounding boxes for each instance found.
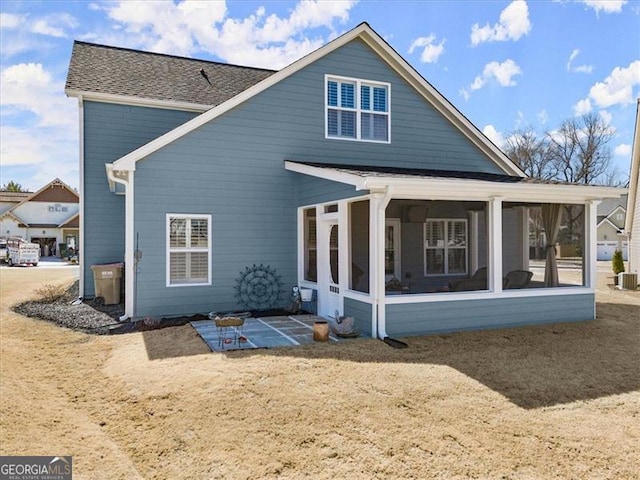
[566,49,593,74]
[537,109,549,125]
[101,0,357,68]
[408,34,446,63]
[30,13,78,38]
[482,124,505,147]
[588,60,640,108]
[1,63,77,129]
[581,0,627,14]
[470,59,522,91]
[471,0,531,46]
[573,98,592,115]
[614,143,631,156]
[0,13,25,29]
[599,109,613,124]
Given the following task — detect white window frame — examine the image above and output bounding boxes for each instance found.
[325,74,391,144]
[424,218,468,276]
[166,213,212,287]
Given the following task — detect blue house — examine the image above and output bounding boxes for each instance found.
[65,23,622,338]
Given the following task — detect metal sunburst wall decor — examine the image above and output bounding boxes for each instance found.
[234,263,283,311]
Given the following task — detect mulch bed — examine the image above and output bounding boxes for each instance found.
[13,281,297,335]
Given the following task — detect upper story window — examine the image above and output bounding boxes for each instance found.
[326,75,390,143]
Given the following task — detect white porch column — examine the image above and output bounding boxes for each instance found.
[489,197,503,293]
[518,206,530,270]
[369,189,391,338]
[585,200,600,289]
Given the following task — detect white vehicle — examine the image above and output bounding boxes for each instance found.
[6,237,40,267]
[0,238,6,262]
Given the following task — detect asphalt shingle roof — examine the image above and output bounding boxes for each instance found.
[65,41,276,107]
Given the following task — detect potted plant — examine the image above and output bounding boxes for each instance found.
[612,249,625,285]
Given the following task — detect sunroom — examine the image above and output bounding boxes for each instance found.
[287,161,623,338]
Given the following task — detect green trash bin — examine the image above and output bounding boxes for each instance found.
[91,263,123,305]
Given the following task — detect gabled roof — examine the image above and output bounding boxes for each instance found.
[109,23,526,177]
[58,213,79,228]
[4,179,78,222]
[597,196,627,217]
[65,41,275,110]
[0,210,27,226]
[625,99,640,233]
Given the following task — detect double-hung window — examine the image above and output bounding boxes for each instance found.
[424,219,467,276]
[326,75,390,143]
[167,214,211,286]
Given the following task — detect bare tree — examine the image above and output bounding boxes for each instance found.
[503,127,557,180]
[546,112,619,186]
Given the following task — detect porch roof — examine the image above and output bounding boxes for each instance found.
[285,161,626,204]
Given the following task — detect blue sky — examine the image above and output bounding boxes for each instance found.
[1,0,638,191]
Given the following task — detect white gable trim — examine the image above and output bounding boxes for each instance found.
[111,23,524,177]
[624,99,640,233]
[597,217,621,231]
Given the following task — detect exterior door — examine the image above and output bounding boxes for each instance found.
[317,220,342,319]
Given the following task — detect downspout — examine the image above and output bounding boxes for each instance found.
[368,187,394,340]
[106,165,135,321]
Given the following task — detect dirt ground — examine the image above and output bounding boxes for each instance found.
[1,266,638,479]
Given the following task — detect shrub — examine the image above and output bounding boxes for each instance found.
[612,250,625,276]
[35,284,67,303]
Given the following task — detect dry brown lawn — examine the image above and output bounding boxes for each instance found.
[1,266,638,479]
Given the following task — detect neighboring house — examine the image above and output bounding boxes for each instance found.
[65,23,623,337]
[596,195,628,260]
[625,99,640,276]
[0,178,80,257]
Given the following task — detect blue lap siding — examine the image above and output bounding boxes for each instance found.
[385,293,595,337]
[82,101,197,297]
[130,38,506,317]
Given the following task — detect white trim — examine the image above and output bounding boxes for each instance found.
[384,286,595,304]
[284,161,626,203]
[586,201,599,289]
[324,74,391,144]
[65,89,211,113]
[469,211,479,274]
[489,198,503,293]
[624,98,640,235]
[78,96,85,299]
[109,23,524,177]
[165,213,212,287]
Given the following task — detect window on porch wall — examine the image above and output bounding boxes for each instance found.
[502,202,585,288]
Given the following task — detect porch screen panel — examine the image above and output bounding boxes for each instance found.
[304,208,317,282]
[350,200,370,293]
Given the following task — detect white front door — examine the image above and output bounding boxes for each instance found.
[317,220,342,319]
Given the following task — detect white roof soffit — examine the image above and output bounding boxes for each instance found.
[284,161,626,204]
[111,23,524,176]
